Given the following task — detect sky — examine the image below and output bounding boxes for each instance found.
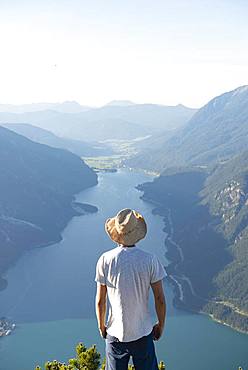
[0,0,248,108]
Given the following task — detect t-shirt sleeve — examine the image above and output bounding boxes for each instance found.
[150,254,166,284]
[95,254,106,285]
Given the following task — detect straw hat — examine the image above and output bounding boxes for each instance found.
[105,208,147,246]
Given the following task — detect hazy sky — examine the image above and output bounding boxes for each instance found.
[0,0,248,107]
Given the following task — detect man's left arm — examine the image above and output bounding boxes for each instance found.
[95,283,107,339]
[151,280,166,340]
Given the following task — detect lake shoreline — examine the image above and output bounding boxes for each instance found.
[0,199,98,294]
[1,168,248,370]
[139,194,248,335]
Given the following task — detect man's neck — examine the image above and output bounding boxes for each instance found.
[119,244,136,248]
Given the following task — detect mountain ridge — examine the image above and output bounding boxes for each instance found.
[137,150,248,333]
[0,103,197,141]
[0,101,91,114]
[128,85,248,172]
[3,123,113,157]
[0,126,98,290]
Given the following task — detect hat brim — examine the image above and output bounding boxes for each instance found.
[105,216,147,246]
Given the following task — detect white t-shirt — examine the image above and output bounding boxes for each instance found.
[95,245,166,342]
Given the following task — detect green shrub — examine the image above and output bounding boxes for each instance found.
[35,342,166,370]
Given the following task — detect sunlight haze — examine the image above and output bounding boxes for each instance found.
[1,0,248,107]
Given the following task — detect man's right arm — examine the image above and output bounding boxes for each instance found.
[151,280,166,340]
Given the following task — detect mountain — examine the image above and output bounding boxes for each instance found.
[0,101,91,114]
[3,123,113,157]
[0,126,97,290]
[137,151,248,332]
[0,111,150,141]
[83,103,197,132]
[104,100,135,107]
[129,86,248,172]
[200,151,248,330]
[0,103,196,142]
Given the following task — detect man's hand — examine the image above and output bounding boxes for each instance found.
[152,323,163,341]
[99,325,107,339]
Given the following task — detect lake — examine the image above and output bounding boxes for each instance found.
[0,169,247,370]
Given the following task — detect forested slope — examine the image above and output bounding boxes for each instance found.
[3,123,112,157]
[200,152,248,329]
[128,85,248,172]
[138,153,248,332]
[0,126,97,290]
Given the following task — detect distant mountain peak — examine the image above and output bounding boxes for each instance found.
[232,85,248,96]
[175,103,189,109]
[104,100,136,107]
[0,101,91,114]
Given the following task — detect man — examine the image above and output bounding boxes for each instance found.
[95,208,166,370]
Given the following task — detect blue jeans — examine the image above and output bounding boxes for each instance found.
[105,331,159,370]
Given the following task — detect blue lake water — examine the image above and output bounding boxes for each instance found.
[0,169,247,370]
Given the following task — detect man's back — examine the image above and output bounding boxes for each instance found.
[95,245,165,342]
[95,208,166,370]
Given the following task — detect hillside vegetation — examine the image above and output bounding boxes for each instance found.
[3,123,112,157]
[129,86,248,172]
[200,152,248,329]
[0,126,97,290]
[138,152,248,332]
[35,342,166,370]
